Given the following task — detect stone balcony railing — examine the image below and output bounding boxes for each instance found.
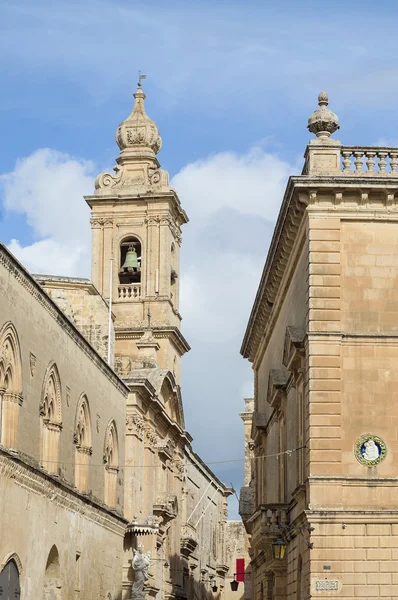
[117,284,141,300]
[180,522,198,557]
[340,147,398,175]
[247,503,290,549]
[303,143,398,177]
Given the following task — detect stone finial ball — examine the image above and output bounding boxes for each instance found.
[318,91,329,105]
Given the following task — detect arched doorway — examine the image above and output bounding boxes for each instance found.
[0,558,21,599]
[43,545,62,599]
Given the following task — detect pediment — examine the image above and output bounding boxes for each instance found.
[282,326,305,373]
[266,369,290,408]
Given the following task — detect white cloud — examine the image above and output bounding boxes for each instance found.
[0,148,94,276]
[0,145,293,494]
[172,147,292,222]
[8,238,89,277]
[173,148,294,471]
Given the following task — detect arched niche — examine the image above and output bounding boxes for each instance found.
[40,361,62,474]
[119,236,142,284]
[73,394,92,493]
[0,321,23,449]
[103,419,119,507]
[43,545,62,599]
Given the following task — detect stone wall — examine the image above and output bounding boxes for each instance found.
[0,244,127,598]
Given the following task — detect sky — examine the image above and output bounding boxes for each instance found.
[1,0,398,518]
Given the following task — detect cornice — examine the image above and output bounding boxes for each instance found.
[115,326,191,355]
[241,177,307,362]
[84,190,188,226]
[0,244,129,397]
[0,448,127,534]
[184,444,229,492]
[241,172,398,363]
[306,508,398,524]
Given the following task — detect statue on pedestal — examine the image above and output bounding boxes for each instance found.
[132,543,151,600]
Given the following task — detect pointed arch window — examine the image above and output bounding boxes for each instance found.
[119,236,142,284]
[74,394,92,493]
[43,545,62,599]
[103,419,119,507]
[0,556,21,599]
[0,322,23,449]
[40,362,62,474]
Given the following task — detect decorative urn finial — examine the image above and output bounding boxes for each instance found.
[116,83,162,155]
[307,92,339,139]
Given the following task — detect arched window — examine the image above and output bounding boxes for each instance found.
[297,555,304,600]
[119,236,142,284]
[40,362,62,474]
[0,555,21,599]
[43,545,62,599]
[103,419,119,507]
[0,322,23,449]
[73,394,92,493]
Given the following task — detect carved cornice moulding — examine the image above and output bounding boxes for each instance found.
[0,244,128,397]
[115,326,191,355]
[84,191,188,228]
[0,450,127,535]
[241,178,307,363]
[241,173,398,364]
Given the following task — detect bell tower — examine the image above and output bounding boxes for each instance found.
[85,83,189,381]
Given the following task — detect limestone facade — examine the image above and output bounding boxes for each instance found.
[240,93,398,599]
[0,243,127,599]
[0,83,233,599]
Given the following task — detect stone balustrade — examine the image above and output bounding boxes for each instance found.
[117,284,141,300]
[248,503,290,548]
[340,146,398,175]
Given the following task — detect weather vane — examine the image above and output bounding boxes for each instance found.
[138,71,147,88]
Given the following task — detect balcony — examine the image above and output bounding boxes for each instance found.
[247,504,290,550]
[180,522,198,557]
[117,284,141,301]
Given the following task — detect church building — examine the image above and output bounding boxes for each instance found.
[240,93,398,599]
[0,83,232,599]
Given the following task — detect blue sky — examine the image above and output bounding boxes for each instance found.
[1,0,398,517]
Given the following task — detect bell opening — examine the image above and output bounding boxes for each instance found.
[119,237,142,284]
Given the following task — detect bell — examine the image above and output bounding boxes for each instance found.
[121,245,139,272]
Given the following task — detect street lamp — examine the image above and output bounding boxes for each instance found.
[230,578,239,592]
[272,539,287,560]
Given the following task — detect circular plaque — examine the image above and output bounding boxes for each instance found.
[354,434,387,466]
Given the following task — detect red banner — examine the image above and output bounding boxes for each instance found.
[236,558,245,582]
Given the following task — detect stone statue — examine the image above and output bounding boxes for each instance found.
[132,543,151,600]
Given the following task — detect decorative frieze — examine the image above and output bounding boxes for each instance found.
[0,451,126,534]
[126,412,145,440]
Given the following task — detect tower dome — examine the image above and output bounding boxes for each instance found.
[308,91,339,139]
[116,85,162,155]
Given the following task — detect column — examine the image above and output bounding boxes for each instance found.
[90,218,104,292]
[102,219,114,300]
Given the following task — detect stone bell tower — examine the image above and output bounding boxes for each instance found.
[85,83,189,381]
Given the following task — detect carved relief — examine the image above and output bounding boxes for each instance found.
[126,412,145,440]
[29,352,36,377]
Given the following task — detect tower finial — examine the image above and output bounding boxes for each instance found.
[307,91,340,140]
[138,71,147,88]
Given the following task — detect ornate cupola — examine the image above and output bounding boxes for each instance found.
[307,91,340,141]
[116,85,162,158]
[85,80,189,384]
[94,82,170,195]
